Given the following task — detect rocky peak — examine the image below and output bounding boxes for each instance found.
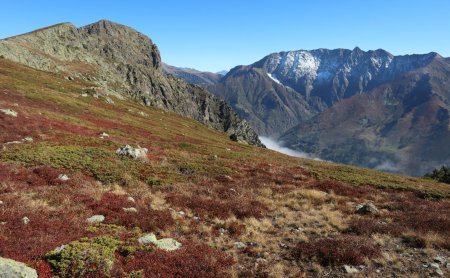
[0,21,262,146]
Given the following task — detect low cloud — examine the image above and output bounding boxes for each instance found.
[374,161,398,172]
[259,137,321,160]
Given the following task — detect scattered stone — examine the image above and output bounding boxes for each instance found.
[138,111,148,117]
[0,257,38,278]
[53,244,67,253]
[0,200,3,205]
[178,211,185,216]
[279,242,288,249]
[57,174,70,182]
[0,222,6,225]
[209,155,218,160]
[99,132,109,139]
[446,262,450,269]
[234,242,246,249]
[192,216,200,221]
[81,93,89,97]
[155,238,182,251]
[127,196,135,203]
[356,202,379,214]
[22,217,30,225]
[105,97,114,104]
[116,145,148,160]
[431,263,440,269]
[86,215,105,224]
[436,268,444,276]
[0,109,18,117]
[219,228,226,235]
[343,265,359,274]
[22,137,33,142]
[138,233,182,251]
[3,140,22,146]
[138,233,157,245]
[434,255,446,264]
[122,207,138,213]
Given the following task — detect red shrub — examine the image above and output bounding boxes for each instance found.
[166,194,267,220]
[35,261,53,278]
[292,235,381,266]
[383,192,450,236]
[88,193,174,232]
[119,241,234,278]
[311,180,373,198]
[0,195,87,263]
[348,218,403,236]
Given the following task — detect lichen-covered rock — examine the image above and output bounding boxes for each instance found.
[87,214,105,224]
[0,20,263,146]
[138,233,157,245]
[138,233,182,251]
[0,257,38,278]
[116,145,148,160]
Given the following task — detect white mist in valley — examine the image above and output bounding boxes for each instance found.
[259,137,320,160]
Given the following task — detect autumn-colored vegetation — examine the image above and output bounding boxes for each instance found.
[0,59,449,277]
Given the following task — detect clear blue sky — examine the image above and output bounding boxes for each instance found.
[0,0,449,72]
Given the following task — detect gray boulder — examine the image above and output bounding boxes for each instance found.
[356,202,379,214]
[116,145,148,160]
[138,233,182,251]
[0,257,38,278]
[86,215,105,224]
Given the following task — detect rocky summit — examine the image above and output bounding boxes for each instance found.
[0,20,263,147]
[209,48,450,175]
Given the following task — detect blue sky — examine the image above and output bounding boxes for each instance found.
[0,0,449,72]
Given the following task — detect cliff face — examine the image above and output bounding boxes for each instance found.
[0,20,263,147]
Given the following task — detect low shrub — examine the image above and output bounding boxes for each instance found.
[120,241,234,278]
[88,193,174,232]
[312,180,373,198]
[166,194,267,219]
[348,218,403,236]
[292,235,381,266]
[45,236,120,277]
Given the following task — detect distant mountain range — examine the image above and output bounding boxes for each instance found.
[163,63,224,86]
[202,48,450,176]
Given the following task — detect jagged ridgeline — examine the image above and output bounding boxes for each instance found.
[0,20,263,147]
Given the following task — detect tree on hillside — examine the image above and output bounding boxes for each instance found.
[424,165,450,184]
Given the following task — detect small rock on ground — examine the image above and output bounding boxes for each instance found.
[86,215,105,224]
[343,265,359,274]
[138,233,182,251]
[57,174,70,181]
[0,109,18,117]
[22,217,30,225]
[356,202,379,214]
[123,207,138,213]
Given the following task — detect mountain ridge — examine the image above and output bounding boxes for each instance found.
[0,20,263,147]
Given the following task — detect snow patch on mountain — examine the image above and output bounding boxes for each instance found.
[267,73,282,85]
